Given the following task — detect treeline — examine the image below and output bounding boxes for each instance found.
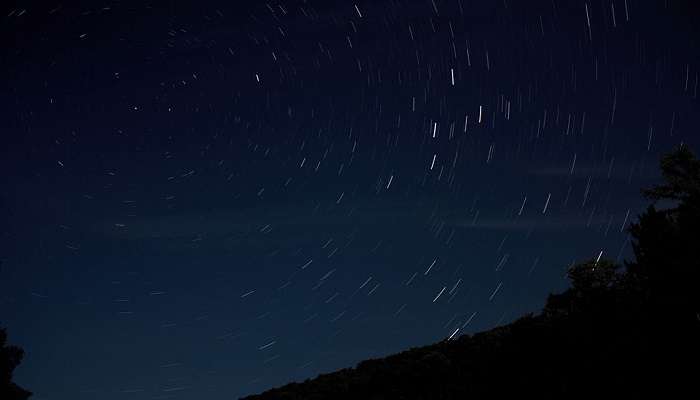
[2,147,698,399]
[243,146,700,399]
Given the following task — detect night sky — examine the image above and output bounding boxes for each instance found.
[1,0,699,398]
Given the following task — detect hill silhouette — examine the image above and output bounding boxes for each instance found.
[243,146,700,399]
[2,147,698,399]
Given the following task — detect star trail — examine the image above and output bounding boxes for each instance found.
[1,0,699,399]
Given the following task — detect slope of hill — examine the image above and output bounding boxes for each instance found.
[243,146,700,399]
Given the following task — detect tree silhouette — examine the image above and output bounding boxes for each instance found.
[0,327,31,400]
[543,259,622,319]
[642,145,700,202]
[626,145,700,323]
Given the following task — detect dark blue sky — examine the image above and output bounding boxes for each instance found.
[1,0,699,398]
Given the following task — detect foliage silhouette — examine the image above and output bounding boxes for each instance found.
[0,327,31,400]
[243,146,700,399]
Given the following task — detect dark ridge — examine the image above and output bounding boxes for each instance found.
[243,146,700,399]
